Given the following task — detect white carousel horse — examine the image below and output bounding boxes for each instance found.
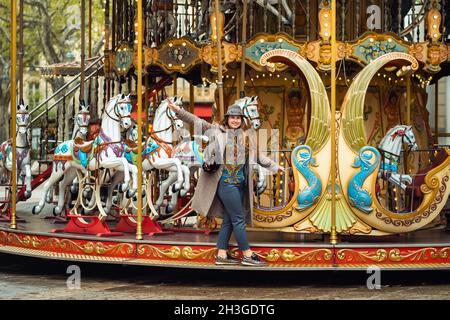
[0,100,32,199]
[378,125,418,190]
[43,103,92,209]
[33,94,137,216]
[68,102,92,195]
[103,96,190,217]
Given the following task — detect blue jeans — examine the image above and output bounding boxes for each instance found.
[216,180,250,251]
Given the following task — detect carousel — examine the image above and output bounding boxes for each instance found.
[1,0,450,270]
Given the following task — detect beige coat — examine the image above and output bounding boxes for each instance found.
[176,108,279,226]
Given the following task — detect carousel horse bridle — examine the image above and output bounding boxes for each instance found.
[148,102,182,145]
[242,100,261,123]
[15,110,30,149]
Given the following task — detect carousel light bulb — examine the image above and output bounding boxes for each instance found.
[260,39,265,43]
[279,190,283,194]
[277,74,280,78]
[135,23,138,27]
[278,38,283,42]
[269,73,272,77]
[278,199,282,203]
[181,63,185,67]
[244,80,247,84]
[182,42,186,46]
[433,24,437,29]
[433,33,438,38]
[433,15,438,20]
[168,63,173,67]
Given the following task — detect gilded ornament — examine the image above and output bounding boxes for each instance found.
[181,247,217,260]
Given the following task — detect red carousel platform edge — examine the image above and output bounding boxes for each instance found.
[1,217,450,271]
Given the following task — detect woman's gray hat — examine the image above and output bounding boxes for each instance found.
[224,104,244,117]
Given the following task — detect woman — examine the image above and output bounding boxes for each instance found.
[168,102,284,266]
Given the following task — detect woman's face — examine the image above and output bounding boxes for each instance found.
[227,115,242,129]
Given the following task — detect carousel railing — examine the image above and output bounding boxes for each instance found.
[128,1,448,48]
[29,57,104,165]
[377,146,449,214]
[254,149,293,210]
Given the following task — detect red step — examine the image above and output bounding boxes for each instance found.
[52,215,122,237]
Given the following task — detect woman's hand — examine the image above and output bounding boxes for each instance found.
[167,101,181,113]
[277,165,285,174]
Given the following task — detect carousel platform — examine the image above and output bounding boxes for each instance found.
[0,202,450,271]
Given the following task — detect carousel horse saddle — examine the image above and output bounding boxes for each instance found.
[74,137,94,153]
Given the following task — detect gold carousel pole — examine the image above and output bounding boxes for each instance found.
[19,0,23,101]
[214,0,224,118]
[406,77,411,126]
[9,0,17,229]
[434,81,439,145]
[136,0,143,240]
[80,0,86,103]
[329,0,337,245]
[239,0,248,98]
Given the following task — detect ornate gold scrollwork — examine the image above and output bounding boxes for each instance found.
[137,244,182,259]
[257,248,332,262]
[5,233,134,256]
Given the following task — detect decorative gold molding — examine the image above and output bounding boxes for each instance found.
[337,247,450,263]
[256,248,333,263]
[5,233,134,256]
[201,42,240,74]
[137,244,216,260]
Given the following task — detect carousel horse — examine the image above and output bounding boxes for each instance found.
[102,96,190,217]
[0,100,32,199]
[42,103,92,211]
[378,125,418,191]
[33,94,137,216]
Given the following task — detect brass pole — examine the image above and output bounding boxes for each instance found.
[144,75,149,135]
[173,75,177,95]
[18,0,23,100]
[80,0,86,102]
[406,76,411,125]
[329,0,338,245]
[214,0,224,119]
[89,0,92,58]
[189,79,194,134]
[240,0,248,98]
[434,81,439,144]
[136,0,143,240]
[10,0,17,229]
